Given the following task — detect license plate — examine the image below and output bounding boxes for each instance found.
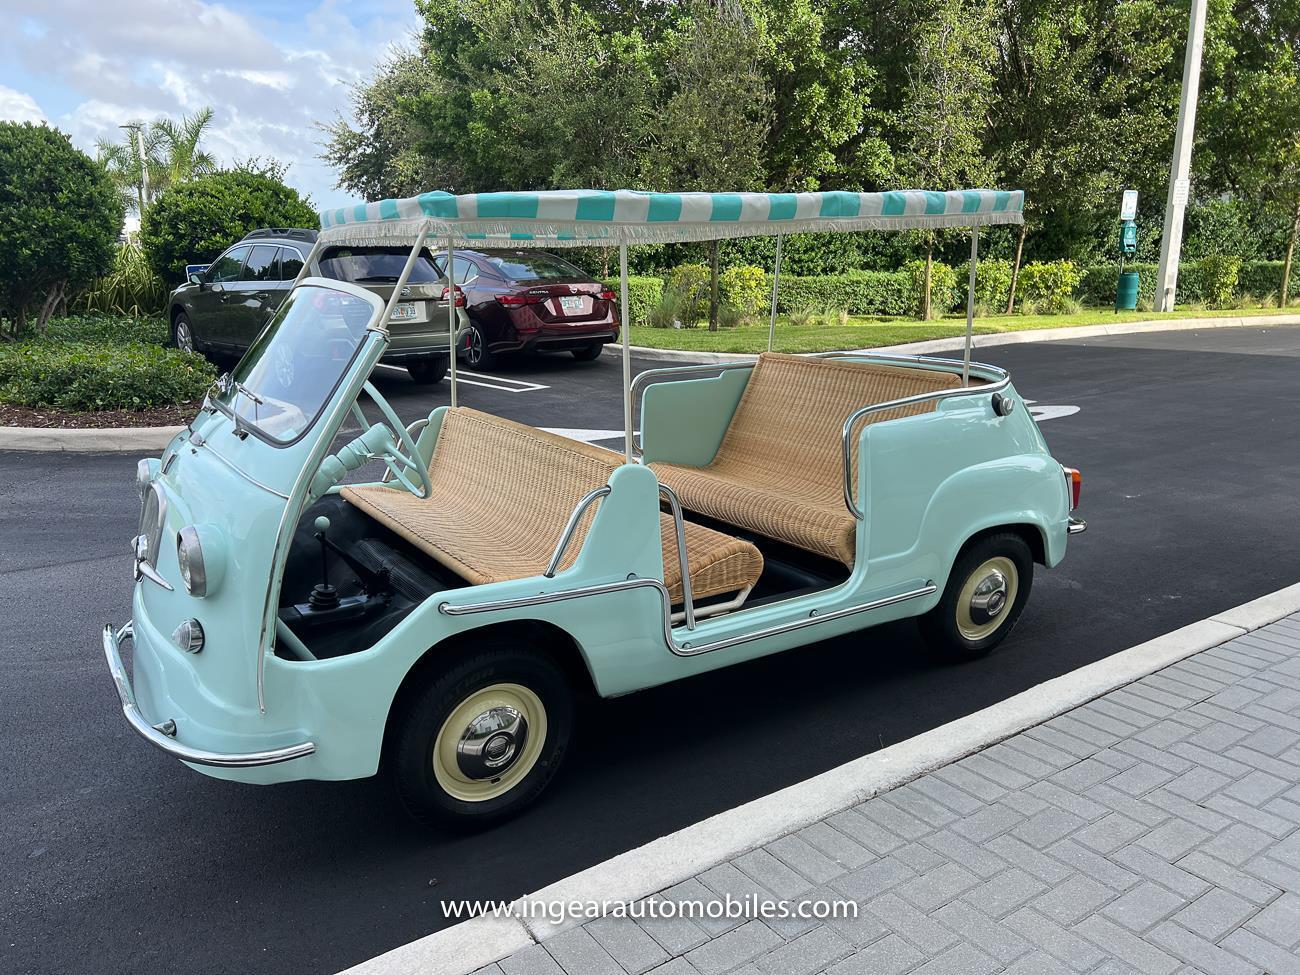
[390,302,418,321]
[559,296,583,313]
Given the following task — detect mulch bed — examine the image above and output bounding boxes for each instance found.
[0,400,202,429]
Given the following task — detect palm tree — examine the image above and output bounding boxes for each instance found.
[96,108,218,214]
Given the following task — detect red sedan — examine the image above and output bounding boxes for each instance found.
[432,248,619,369]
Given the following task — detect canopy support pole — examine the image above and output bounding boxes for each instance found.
[963,229,979,387]
[446,234,458,409]
[290,238,326,289]
[768,235,783,353]
[620,243,632,463]
[379,220,433,327]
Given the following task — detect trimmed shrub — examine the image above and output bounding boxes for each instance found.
[776,271,912,317]
[602,275,664,327]
[664,263,711,327]
[1197,255,1241,308]
[42,314,169,346]
[0,122,123,337]
[970,258,1014,312]
[1238,260,1298,303]
[0,341,215,411]
[141,170,317,284]
[72,240,169,318]
[1014,260,1084,313]
[719,264,768,319]
[905,260,960,318]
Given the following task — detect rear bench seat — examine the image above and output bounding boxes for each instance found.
[650,353,962,566]
[341,407,763,604]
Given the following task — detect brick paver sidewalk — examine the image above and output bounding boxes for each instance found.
[482,614,1300,975]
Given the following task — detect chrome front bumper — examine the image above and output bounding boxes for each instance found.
[102,622,316,768]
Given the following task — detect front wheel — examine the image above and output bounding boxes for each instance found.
[918,532,1033,661]
[570,342,605,362]
[172,313,198,354]
[406,356,448,385]
[391,645,574,827]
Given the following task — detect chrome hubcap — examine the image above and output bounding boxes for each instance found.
[455,705,529,780]
[968,569,1008,625]
[470,329,484,364]
[175,322,192,351]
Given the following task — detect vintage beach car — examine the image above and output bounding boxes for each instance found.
[105,188,1085,825]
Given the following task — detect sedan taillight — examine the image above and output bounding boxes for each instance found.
[597,289,617,301]
[1062,466,1082,511]
[439,286,466,308]
[496,292,546,307]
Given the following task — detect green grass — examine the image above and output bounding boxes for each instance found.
[627,305,1300,354]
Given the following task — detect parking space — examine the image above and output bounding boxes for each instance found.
[3,326,1300,975]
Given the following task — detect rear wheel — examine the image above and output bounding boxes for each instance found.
[406,356,448,385]
[463,324,496,370]
[570,342,605,362]
[918,532,1033,661]
[391,644,573,827]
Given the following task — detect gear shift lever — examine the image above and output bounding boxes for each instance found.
[308,515,341,610]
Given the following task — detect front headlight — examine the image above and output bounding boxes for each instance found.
[177,526,206,596]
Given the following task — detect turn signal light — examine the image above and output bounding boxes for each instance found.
[1062,467,1082,511]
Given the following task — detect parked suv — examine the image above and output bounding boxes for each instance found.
[167,229,470,384]
[432,248,619,369]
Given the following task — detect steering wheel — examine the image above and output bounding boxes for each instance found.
[351,381,434,499]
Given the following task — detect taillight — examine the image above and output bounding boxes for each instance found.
[1062,466,1081,511]
[439,286,466,308]
[597,289,617,301]
[496,292,546,307]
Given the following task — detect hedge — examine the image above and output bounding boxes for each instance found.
[773,271,914,317]
[41,314,170,346]
[602,275,664,327]
[0,340,215,411]
[1079,259,1297,307]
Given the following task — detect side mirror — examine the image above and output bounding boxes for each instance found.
[189,272,205,288]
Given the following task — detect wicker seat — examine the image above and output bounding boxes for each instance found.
[650,353,962,566]
[342,407,763,603]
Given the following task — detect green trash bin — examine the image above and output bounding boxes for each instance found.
[1116,271,1140,311]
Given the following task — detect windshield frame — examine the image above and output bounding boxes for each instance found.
[210,277,385,448]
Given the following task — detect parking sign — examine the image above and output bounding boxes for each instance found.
[1120,190,1138,221]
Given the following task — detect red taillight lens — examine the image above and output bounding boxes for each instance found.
[496,292,546,307]
[597,289,617,301]
[439,286,465,308]
[1063,467,1081,511]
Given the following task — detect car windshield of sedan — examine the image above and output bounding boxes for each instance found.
[480,250,585,282]
[211,284,374,444]
[319,247,443,285]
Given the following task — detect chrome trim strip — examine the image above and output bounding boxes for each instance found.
[659,483,696,630]
[544,486,612,577]
[198,441,291,499]
[1068,517,1087,535]
[102,622,316,767]
[439,581,936,658]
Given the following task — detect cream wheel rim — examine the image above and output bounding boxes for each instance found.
[433,683,547,802]
[956,556,1018,641]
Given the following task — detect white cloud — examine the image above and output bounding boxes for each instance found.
[0,84,45,123]
[0,0,418,208]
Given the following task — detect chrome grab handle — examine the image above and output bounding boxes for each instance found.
[541,482,697,630]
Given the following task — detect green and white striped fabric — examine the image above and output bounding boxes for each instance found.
[317,188,1023,247]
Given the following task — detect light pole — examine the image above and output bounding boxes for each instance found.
[120,123,149,214]
[1155,0,1208,312]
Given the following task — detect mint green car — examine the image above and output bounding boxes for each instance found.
[104,188,1084,826]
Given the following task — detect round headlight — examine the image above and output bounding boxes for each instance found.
[177,526,207,596]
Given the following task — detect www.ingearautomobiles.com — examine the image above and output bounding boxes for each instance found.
[443,894,859,925]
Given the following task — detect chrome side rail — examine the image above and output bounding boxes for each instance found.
[103,623,316,768]
[542,482,698,629]
[440,581,936,657]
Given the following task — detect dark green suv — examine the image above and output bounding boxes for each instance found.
[167,228,470,384]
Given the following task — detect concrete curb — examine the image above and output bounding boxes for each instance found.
[338,580,1300,975]
[607,312,1300,363]
[0,424,184,453]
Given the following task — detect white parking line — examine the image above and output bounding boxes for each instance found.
[373,363,549,393]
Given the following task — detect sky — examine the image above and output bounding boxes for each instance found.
[0,0,421,214]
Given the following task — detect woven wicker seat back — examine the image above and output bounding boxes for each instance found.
[341,407,763,603]
[650,353,962,566]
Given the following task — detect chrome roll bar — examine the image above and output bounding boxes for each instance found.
[542,482,697,629]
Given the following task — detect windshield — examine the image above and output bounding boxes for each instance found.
[319,247,442,284]
[213,284,376,444]
[479,250,585,282]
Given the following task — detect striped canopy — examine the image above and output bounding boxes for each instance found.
[317,188,1024,247]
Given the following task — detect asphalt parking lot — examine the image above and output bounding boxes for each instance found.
[3,325,1300,975]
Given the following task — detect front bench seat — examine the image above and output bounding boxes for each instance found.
[649,353,962,566]
[341,407,763,604]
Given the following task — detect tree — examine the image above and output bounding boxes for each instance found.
[0,122,123,337]
[96,108,218,214]
[885,0,997,318]
[140,170,317,283]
